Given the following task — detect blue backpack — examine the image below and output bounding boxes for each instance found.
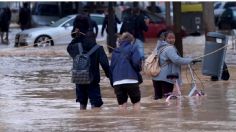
[71,43,100,84]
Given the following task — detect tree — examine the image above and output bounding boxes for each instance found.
[165,2,171,26]
[202,2,216,33]
[173,2,183,56]
[107,2,116,53]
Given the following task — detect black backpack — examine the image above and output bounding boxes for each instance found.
[71,43,100,84]
[120,15,136,35]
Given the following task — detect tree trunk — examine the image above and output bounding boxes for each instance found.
[107,2,116,53]
[202,2,216,33]
[173,2,183,56]
[165,2,171,26]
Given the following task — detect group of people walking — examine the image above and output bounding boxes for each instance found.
[0,2,31,44]
[67,8,194,111]
[0,7,11,44]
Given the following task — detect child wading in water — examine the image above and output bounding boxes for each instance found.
[110,32,143,111]
[152,30,193,100]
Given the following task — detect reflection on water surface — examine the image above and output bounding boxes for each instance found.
[0,56,236,131]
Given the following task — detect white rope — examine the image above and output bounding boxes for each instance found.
[4,30,232,59]
[18,31,81,48]
[14,30,117,50]
[193,43,229,60]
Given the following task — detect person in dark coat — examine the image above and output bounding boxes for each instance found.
[132,7,148,43]
[71,13,89,38]
[101,12,121,36]
[0,7,11,44]
[147,2,162,14]
[71,13,98,38]
[132,8,148,60]
[67,14,110,110]
[101,9,121,53]
[88,13,98,37]
[18,2,31,30]
[120,7,148,60]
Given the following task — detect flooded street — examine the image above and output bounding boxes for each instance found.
[0,38,236,131]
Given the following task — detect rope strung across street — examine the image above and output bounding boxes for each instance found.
[2,31,231,59]
[16,30,81,48]
[193,43,229,60]
[14,30,117,50]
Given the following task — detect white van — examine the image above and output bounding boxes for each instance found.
[31,2,78,27]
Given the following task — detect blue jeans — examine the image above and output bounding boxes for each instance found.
[75,83,103,108]
[134,39,145,60]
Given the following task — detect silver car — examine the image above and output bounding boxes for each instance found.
[15,14,106,47]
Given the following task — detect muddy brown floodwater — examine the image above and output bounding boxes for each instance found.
[0,38,236,131]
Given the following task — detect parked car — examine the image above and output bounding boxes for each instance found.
[15,14,106,47]
[121,8,168,38]
[217,7,236,30]
[142,10,168,38]
[31,2,62,27]
[121,8,188,39]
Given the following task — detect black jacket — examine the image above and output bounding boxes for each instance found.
[120,14,148,42]
[101,15,121,35]
[88,18,98,37]
[133,14,148,42]
[67,36,110,84]
[18,7,31,25]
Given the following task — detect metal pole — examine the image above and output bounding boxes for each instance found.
[188,64,197,96]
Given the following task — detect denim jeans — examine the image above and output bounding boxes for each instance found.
[133,39,145,60]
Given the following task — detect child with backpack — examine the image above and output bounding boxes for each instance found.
[152,30,194,100]
[67,14,110,110]
[110,32,143,111]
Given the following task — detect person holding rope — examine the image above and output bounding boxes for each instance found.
[152,30,194,100]
[67,14,111,110]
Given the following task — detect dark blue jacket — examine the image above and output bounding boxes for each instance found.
[110,41,142,85]
[67,35,110,84]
